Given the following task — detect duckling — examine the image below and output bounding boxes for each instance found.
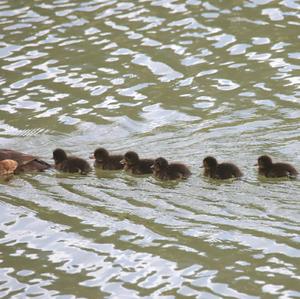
[0,159,18,176]
[152,157,191,180]
[0,149,51,173]
[92,148,124,170]
[256,155,298,178]
[202,156,243,179]
[52,148,91,175]
[120,151,154,175]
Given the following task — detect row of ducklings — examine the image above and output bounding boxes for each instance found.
[1,148,298,180]
[55,148,299,179]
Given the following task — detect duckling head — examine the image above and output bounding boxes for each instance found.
[94,148,109,162]
[203,156,218,171]
[53,148,67,164]
[152,157,168,172]
[122,151,139,166]
[257,155,272,169]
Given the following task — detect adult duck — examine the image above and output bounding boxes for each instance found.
[0,159,18,176]
[0,149,51,173]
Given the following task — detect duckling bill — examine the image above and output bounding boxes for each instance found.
[152,157,191,180]
[256,155,298,178]
[92,148,124,170]
[202,156,243,179]
[53,148,91,174]
[121,151,154,175]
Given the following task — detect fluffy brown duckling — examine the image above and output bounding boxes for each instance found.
[202,156,243,179]
[53,148,91,175]
[0,149,51,173]
[120,151,154,175]
[92,148,124,170]
[152,157,191,180]
[256,155,298,178]
[0,159,18,176]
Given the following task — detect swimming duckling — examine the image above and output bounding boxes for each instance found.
[120,151,154,175]
[256,155,298,178]
[52,148,91,175]
[92,148,124,170]
[152,157,191,180]
[202,156,243,179]
[0,159,18,176]
[0,149,51,173]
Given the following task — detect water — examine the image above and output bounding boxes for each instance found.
[0,0,300,298]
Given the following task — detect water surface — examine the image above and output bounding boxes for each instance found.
[0,1,300,298]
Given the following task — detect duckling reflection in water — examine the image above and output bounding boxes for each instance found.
[52,148,91,175]
[152,157,191,180]
[92,148,124,170]
[121,151,154,175]
[202,156,243,179]
[256,155,298,178]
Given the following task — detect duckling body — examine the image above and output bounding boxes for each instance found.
[93,148,124,170]
[257,155,298,178]
[202,156,243,179]
[0,159,18,176]
[53,148,91,175]
[121,151,154,175]
[0,149,51,173]
[152,157,191,180]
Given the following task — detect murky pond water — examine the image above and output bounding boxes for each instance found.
[1,0,300,298]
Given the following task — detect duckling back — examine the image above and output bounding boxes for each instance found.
[265,162,298,178]
[95,155,124,170]
[60,157,91,175]
[216,163,243,179]
[135,159,154,174]
[165,163,191,180]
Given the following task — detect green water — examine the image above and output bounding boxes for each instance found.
[0,1,299,298]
